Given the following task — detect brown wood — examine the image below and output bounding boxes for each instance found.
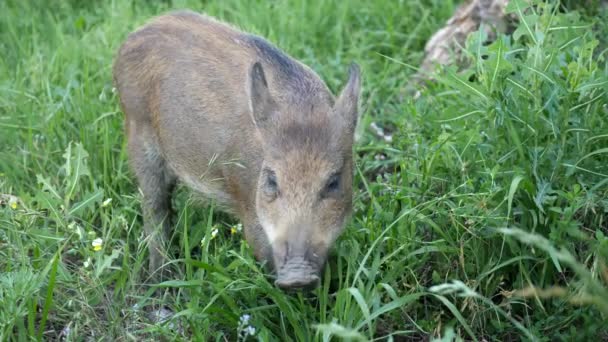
[408,0,515,94]
[406,0,607,94]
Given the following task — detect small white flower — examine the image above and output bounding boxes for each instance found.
[211,228,219,239]
[92,238,103,251]
[246,326,256,336]
[101,198,112,207]
[83,257,92,268]
[237,314,256,339]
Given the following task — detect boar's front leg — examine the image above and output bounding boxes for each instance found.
[127,127,176,279]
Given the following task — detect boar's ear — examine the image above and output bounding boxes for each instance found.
[334,63,361,132]
[249,62,278,130]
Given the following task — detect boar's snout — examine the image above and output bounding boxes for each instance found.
[271,239,325,291]
[275,256,320,290]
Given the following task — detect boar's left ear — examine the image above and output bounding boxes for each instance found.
[334,63,361,131]
[249,62,278,130]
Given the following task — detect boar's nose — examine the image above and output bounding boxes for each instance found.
[275,274,320,290]
[274,257,320,290]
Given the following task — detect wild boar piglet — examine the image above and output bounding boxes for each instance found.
[113,10,361,290]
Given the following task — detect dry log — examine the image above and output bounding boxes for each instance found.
[408,0,515,93]
[410,0,607,88]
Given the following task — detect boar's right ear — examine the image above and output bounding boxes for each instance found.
[334,63,361,132]
[249,62,277,129]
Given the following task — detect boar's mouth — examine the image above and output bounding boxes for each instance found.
[274,256,321,290]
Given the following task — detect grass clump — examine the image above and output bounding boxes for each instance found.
[1,0,607,340]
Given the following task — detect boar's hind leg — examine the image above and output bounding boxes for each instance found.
[128,128,176,279]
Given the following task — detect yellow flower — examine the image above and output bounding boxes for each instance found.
[10,201,17,210]
[92,238,103,251]
[231,223,243,235]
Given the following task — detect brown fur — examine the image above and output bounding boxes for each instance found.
[113,10,361,289]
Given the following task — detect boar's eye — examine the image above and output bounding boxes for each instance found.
[322,173,341,197]
[263,168,279,197]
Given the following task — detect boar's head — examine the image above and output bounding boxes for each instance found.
[248,62,361,290]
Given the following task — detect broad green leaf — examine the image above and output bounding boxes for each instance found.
[507,175,524,219]
[68,188,103,216]
[505,0,531,14]
[61,142,91,200]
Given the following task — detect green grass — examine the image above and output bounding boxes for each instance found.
[1,0,607,340]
